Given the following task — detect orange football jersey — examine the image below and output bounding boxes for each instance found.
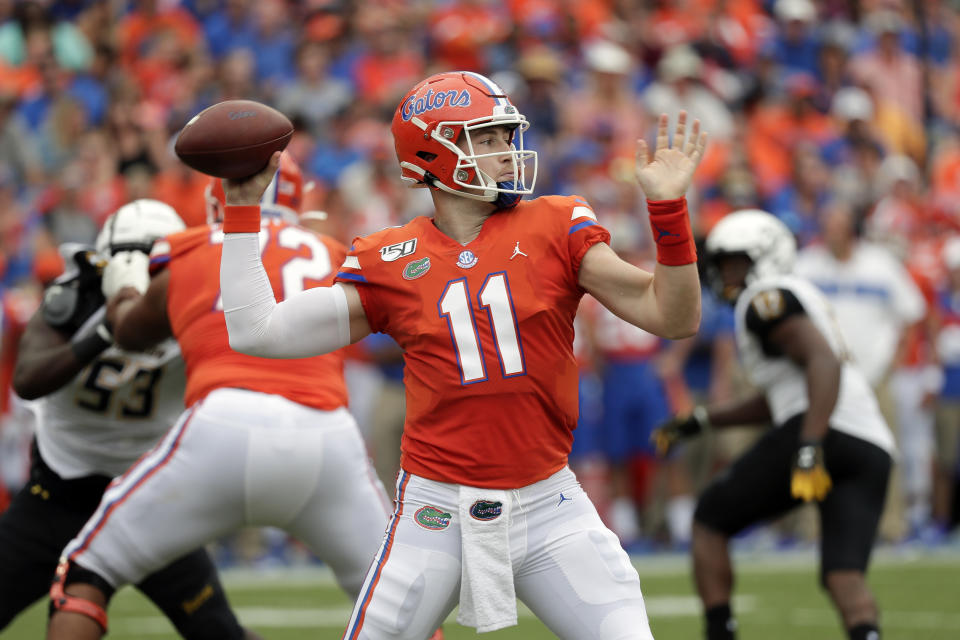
[152,218,348,410]
[335,195,609,488]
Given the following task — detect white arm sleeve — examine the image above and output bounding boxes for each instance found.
[220,232,351,358]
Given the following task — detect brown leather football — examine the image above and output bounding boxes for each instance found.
[174,100,293,179]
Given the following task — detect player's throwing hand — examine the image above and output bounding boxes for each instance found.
[223,151,283,206]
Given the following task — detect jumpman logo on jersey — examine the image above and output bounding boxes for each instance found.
[510,241,528,260]
[557,492,571,507]
[652,224,680,243]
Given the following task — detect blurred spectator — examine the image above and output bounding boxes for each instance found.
[867,154,927,256]
[350,7,424,110]
[746,71,838,198]
[308,107,366,189]
[932,237,960,536]
[248,0,296,88]
[0,0,92,72]
[275,40,351,140]
[815,20,856,110]
[797,199,925,389]
[767,142,833,246]
[427,0,510,71]
[216,47,259,101]
[643,44,734,143]
[202,0,257,60]
[152,162,209,228]
[116,0,200,71]
[796,198,926,541]
[849,11,923,126]
[0,87,41,187]
[763,0,821,77]
[561,39,647,166]
[578,292,669,546]
[37,164,97,246]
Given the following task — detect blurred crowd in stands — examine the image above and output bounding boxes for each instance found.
[1,0,960,563]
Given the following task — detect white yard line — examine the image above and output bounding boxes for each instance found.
[110,595,758,633]
[217,546,960,589]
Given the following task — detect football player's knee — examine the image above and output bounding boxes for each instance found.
[545,518,642,605]
[692,487,733,535]
[360,544,459,635]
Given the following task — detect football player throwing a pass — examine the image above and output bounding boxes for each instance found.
[8,201,260,639]
[652,210,894,640]
[46,162,394,640]
[217,72,707,639]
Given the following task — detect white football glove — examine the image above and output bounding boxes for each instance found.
[101,250,150,298]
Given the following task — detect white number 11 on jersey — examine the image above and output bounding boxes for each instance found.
[439,273,526,384]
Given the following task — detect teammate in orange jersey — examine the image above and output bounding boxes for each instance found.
[220,72,707,639]
[45,161,395,640]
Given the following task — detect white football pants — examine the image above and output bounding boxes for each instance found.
[344,466,653,640]
[64,388,391,598]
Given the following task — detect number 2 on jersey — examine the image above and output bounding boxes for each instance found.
[439,272,525,384]
[212,225,331,310]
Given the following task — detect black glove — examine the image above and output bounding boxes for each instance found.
[651,406,709,457]
[42,246,106,334]
[791,441,832,502]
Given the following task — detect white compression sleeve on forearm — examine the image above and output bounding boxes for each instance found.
[220,232,351,358]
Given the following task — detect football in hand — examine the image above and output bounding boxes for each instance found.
[174,100,293,179]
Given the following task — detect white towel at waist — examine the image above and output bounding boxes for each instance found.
[457,486,517,632]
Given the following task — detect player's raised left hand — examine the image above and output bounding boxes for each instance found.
[790,442,832,502]
[636,111,708,201]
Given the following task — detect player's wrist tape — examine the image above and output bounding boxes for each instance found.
[70,323,112,362]
[222,205,261,234]
[647,197,696,266]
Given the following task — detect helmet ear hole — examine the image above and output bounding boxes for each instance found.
[417,151,437,162]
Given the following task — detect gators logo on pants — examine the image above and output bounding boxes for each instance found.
[469,500,503,521]
[415,505,452,530]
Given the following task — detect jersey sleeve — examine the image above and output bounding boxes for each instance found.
[148,238,173,275]
[149,228,206,275]
[744,287,805,356]
[334,237,390,334]
[565,196,610,278]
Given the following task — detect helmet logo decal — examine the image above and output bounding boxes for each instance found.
[401,89,471,122]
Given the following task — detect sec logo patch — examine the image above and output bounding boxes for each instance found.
[457,250,478,269]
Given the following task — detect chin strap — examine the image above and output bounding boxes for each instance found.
[493,181,523,210]
[50,559,109,634]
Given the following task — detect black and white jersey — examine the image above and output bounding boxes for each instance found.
[35,309,186,479]
[734,275,895,454]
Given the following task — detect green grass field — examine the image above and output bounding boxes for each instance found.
[7,548,958,639]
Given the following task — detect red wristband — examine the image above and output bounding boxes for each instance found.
[222,205,261,234]
[647,197,696,266]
